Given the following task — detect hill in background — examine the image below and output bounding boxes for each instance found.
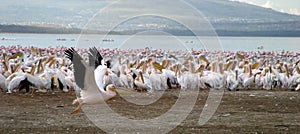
[0,0,299,36]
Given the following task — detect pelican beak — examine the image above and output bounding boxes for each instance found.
[152,61,163,72]
[236,53,245,60]
[139,71,145,83]
[136,61,145,69]
[114,88,134,94]
[111,88,116,92]
[109,85,117,92]
[199,55,210,65]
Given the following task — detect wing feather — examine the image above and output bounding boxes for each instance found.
[89,47,103,68]
[65,48,86,89]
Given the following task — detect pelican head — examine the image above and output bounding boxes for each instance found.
[106,84,117,96]
[107,84,116,92]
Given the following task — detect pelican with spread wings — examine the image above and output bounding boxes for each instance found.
[65,47,117,114]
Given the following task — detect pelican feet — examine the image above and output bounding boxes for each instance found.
[71,98,83,114]
[71,105,82,115]
[72,98,79,105]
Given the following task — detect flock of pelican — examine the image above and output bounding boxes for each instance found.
[1,46,300,113]
[0,46,78,95]
[63,47,300,92]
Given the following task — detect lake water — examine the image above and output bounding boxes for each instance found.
[0,33,299,52]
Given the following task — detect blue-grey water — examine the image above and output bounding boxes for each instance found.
[0,33,299,52]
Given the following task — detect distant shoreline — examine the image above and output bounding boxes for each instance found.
[0,24,300,37]
[1,32,300,37]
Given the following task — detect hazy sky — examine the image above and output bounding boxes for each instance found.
[231,0,300,15]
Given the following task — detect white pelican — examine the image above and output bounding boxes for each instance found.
[19,57,57,95]
[0,73,7,91]
[261,67,273,90]
[128,59,152,92]
[134,71,152,92]
[55,67,69,92]
[200,61,224,89]
[7,71,46,94]
[185,61,200,90]
[226,70,239,91]
[241,64,255,89]
[149,68,163,90]
[288,68,300,90]
[104,69,124,88]
[119,64,134,89]
[176,64,189,90]
[38,65,56,93]
[272,65,289,89]
[65,47,117,114]
[58,65,81,94]
[150,61,168,90]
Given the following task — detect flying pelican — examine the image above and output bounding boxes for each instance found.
[65,47,117,114]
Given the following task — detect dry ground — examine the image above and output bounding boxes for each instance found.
[0,89,299,133]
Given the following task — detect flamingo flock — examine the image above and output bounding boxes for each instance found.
[1,46,300,95]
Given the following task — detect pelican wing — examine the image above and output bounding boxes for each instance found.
[0,74,7,90]
[65,48,86,89]
[89,47,103,69]
[65,47,105,98]
[56,69,67,88]
[8,75,26,91]
[24,73,40,88]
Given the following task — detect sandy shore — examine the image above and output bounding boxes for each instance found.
[0,89,299,133]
